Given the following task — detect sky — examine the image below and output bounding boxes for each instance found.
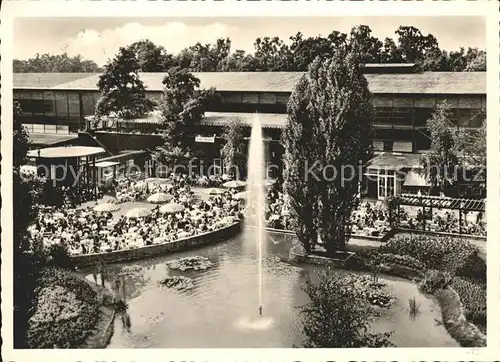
[13,17,485,66]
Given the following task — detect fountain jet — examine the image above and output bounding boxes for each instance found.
[247,113,267,314]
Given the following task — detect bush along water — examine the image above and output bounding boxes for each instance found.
[375,233,486,344]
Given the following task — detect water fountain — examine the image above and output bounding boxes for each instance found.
[235,113,274,330]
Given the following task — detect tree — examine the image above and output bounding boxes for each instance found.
[395,26,439,64]
[283,52,374,256]
[13,53,100,73]
[221,118,247,178]
[465,48,486,71]
[95,47,155,120]
[13,101,44,348]
[126,39,174,72]
[155,67,217,166]
[349,25,383,64]
[419,102,460,196]
[299,272,392,348]
[13,101,30,168]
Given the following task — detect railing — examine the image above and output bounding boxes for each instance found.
[23,123,70,134]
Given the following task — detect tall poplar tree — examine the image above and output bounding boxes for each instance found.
[283,51,374,256]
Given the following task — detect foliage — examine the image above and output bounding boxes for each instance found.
[221,117,247,178]
[419,102,460,195]
[383,195,401,226]
[159,275,195,290]
[419,269,454,294]
[13,52,100,73]
[408,297,420,316]
[451,277,486,331]
[95,47,155,120]
[379,234,478,271]
[155,67,218,166]
[26,268,99,348]
[125,39,174,72]
[299,272,393,347]
[166,256,213,271]
[13,101,31,168]
[283,50,374,256]
[14,25,486,73]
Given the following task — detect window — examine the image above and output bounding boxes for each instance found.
[18,99,54,115]
[383,141,393,151]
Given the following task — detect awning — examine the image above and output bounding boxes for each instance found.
[28,133,78,146]
[94,161,120,168]
[403,170,430,187]
[367,152,423,172]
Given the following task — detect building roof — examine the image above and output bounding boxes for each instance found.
[27,146,105,159]
[14,70,486,95]
[28,133,78,146]
[13,73,95,89]
[367,152,423,171]
[202,112,286,129]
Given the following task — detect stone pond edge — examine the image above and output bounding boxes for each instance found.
[289,246,487,348]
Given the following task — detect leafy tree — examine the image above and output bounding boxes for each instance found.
[419,102,460,196]
[349,25,383,64]
[155,67,217,166]
[95,47,155,120]
[221,118,247,178]
[175,38,232,72]
[299,272,392,348]
[465,48,486,71]
[13,53,100,73]
[283,52,374,256]
[13,101,44,348]
[289,31,348,71]
[252,36,291,71]
[126,39,174,72]
[13,101,30,168]
[395,26,439,64]
[380,37,404,63]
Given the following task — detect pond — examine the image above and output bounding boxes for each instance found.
[83,230,458,348]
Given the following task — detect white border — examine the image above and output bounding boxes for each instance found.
[1,0,499,361]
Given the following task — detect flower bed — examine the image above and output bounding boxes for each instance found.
[379,234,478,272]
[26,268,100,348]
[451,277,486,333]
[166,256,213,271]
[159,275,194,290]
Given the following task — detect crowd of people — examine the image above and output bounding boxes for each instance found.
[398,207,486,236]
[28,179,244,256]
[27,168,487,257]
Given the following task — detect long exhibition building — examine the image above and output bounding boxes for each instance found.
[13,64,486,199]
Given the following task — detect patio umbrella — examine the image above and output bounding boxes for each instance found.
[94,203,121,212]
[147,192,173,204]
[223,180,247,189]
[232,191,249,200]
[125,207,152,219]
[159,203,185,214]
[208,188,226,195]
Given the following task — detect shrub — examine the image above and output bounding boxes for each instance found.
[376,253,425,271]
[299,272,393,347]
[419,269,454,294]
[26,268,99,348]
[380,234,477,271]
[451,277,486,332]
[455,252,486,282]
